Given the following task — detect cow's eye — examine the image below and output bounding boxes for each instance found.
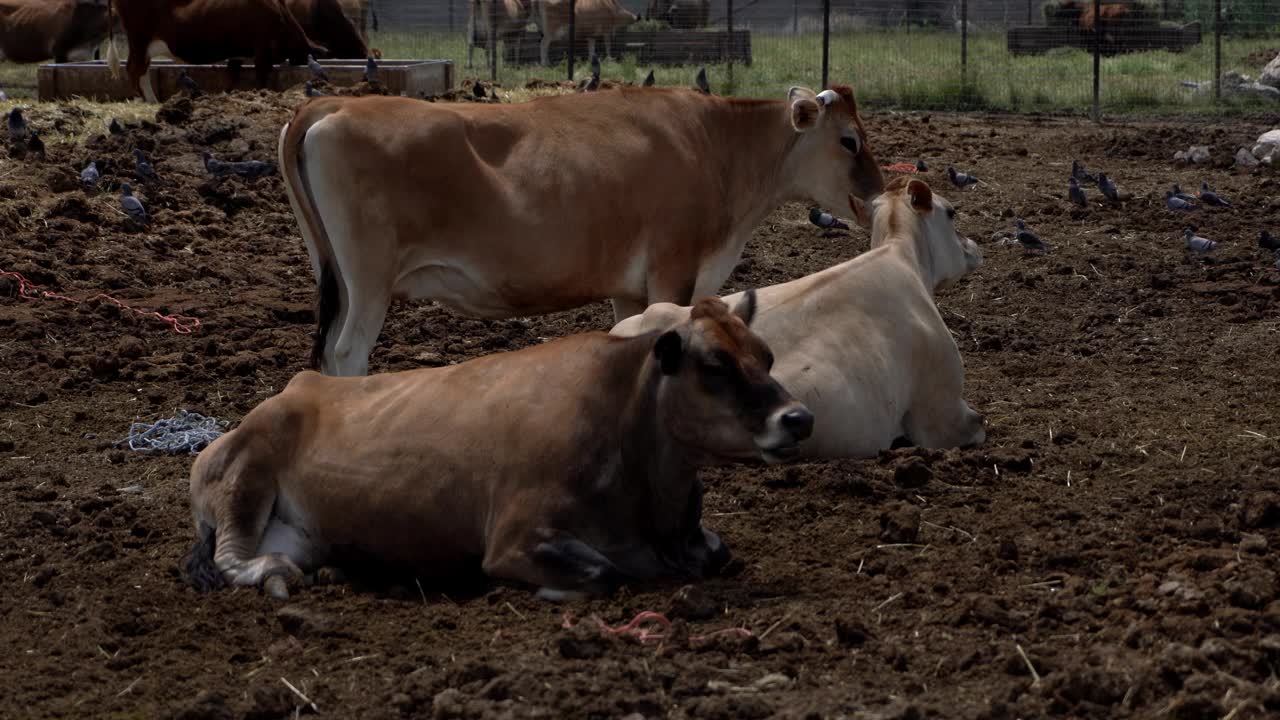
[840,135,860,155]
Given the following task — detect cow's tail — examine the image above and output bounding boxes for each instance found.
[105,0,121,78]
[279,105,343,372]
[182,521,226,593]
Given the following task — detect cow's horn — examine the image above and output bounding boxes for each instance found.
[816,89,840,106]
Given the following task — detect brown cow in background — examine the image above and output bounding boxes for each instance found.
[0,0,110,63]
[467,0,530,68]
[284,0,367,58]
[535,0,636,65]
[337,0,368,44]
[107,0,326,100]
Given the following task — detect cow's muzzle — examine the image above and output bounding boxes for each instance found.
[756,402,814,464]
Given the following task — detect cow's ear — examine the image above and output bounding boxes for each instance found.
[655,330,684,375]
[907,179,933,215]
[848,193,872,228]
[788,87,821,132]
[732,289,757,327]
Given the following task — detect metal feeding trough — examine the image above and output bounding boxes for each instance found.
[36,58,454,102]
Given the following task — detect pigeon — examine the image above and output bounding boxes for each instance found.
[1184,227,1216,253]
[808,206,849,231]
[364,56,378,84]
[694,66,710,94]
[1165,191,1196,211]
[947,166,978,188]
[1071,159,1096,185]
[1170,184,1196,202]
[81,161,100,191]
[1014,218,1049,253]
[7,107,25,142]
[642,69,654,87]
[1097,172,1119,201]
[121,183,148,225]
[472,82,486,99]
[1197,181,1232,208]
[915,159,928,172]
[1068,177,1087,207]
[133,148,160,183]
[26,130,44,158]
[201,151,276,179]
[1259,230,1280,251]
[304,80,324,97]
[178,69,199,94]
[307,54,327,81]
[0,86,6,102]
[108,118,125,135]
[1275,250,1280,271]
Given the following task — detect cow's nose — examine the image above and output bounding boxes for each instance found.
[780,408,814,440]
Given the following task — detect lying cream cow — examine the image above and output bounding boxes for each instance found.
[184,295,814,599]
[612,177,985,458]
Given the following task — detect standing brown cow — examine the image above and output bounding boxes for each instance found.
[467,0,530,68]
[535,0,636,65]
[336,0,367,44]
[284,0,367,58]
[0,0,109,63]
[106,0,326,101]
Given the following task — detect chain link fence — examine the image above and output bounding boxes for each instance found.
[365,0,1280,114]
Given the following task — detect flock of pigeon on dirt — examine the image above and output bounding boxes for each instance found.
[810,155,1280,269]
[4,66,1276,271]
[5,81,278,227]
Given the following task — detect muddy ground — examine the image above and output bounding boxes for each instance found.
[1,89,1279,720]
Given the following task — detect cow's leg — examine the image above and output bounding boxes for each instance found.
[902,355,986,449]
[540,31,552,66]
[484,532,625,600]
[328,288,387,377]
[682,526,732,578]
[209,473,307,599]
[126,39,151,99]
[587,37,596,63]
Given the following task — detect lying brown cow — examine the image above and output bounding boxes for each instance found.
[279,85,884,376]
[184,295,814,599]
[0,0,109,63]
[535,0,635,65]
[284,0,367,59]
[106,0,326,101]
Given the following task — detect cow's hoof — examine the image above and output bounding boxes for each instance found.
[263,575,290,600]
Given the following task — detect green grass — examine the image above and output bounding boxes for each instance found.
[379,28,1278,114]
[0,29,1274,115]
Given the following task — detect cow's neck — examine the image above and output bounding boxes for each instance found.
[878,224,938,293]
[706,99,802,232]
[614,356,702,541]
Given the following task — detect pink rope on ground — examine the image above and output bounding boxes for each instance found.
[562,610,753,645]
[1,268,201,335]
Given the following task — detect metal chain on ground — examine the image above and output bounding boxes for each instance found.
[120,410,228,455]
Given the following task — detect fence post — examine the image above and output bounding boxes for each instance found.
[489,0,498,82]
[1091,0,1100,121]
[568,0,576,80]
[1026,0,1032,25]
[792,0,798,35]
[1213,0,1222,103]
[727,0,734,91]
[821,0,830,89]
[960,0,968,86]
[449,0,454,33]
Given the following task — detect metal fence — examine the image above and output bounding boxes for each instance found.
[368,0,1280,114]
